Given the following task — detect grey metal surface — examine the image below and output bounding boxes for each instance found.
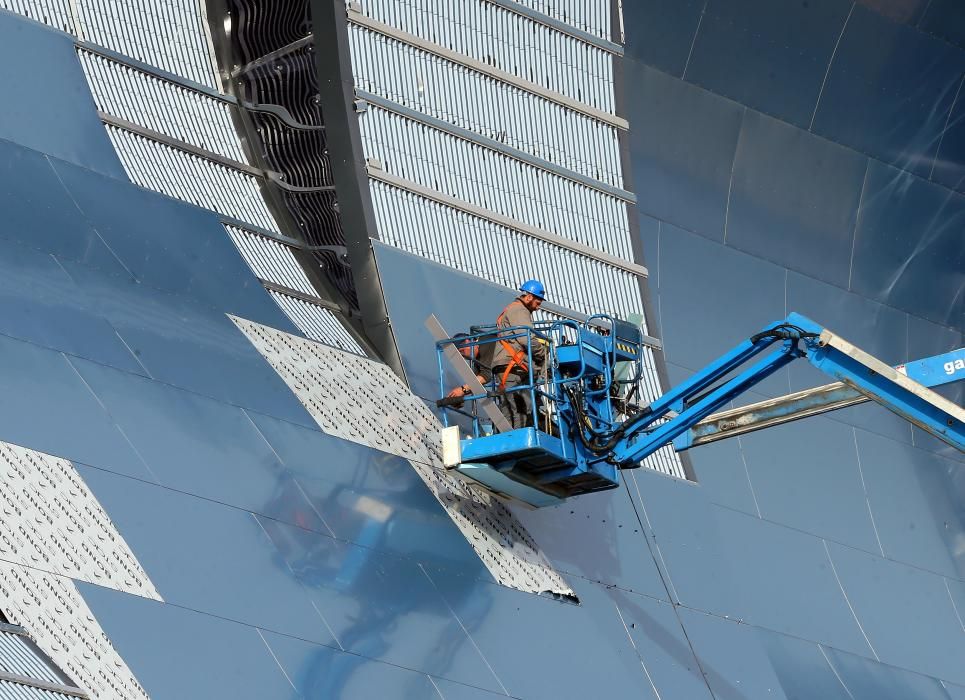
[0,3,960,700]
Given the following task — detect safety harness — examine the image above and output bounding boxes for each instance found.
[496,299,529,390]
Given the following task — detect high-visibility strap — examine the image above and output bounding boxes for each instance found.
[497,300,529,390]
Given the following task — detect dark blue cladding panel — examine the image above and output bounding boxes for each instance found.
[625,64,744,242]
[261,630,444,699]
[515,488,671,601]
[422,572,665,700]
[67,357,330,532]
[372,241,514,400]
[786,271,909,368]
[623,0,704,76]
[254,515,505,693]
[825,542,965,684]
[57,260,311,426]
[0,139,125,272]
[77,584,295,700]
[823,646,954,700]
[738,418,880,554]
[688,438,761,516]
[757,630,853,700]
[245,411,485,575]
[624,468,741,616]
[673,609,789,700]
[713,507,875,657]
[0,238,143,374]
[685,0,851,128]
[811,4,965,179]
[48,158,283,322]
[727,112,867,288]
[848,161,965,326]
[856,429,965,579]
[920,0,965,49]
[653,224,790,396]
[77,465,340,647]
[609,590,713,699]
[0,12,123,176]
[0,335,152,481]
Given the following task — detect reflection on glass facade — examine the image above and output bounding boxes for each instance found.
[0,1,961,699]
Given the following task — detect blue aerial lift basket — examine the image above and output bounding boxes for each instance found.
[434,313,965,508]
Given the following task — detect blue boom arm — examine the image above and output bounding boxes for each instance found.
[609,313,964,467]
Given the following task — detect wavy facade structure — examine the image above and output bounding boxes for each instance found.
[0,1,960,699]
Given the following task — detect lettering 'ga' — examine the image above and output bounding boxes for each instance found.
[944,358,965,375]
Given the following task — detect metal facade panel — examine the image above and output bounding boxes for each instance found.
[0,9,123,176]
[231,314,574,597]
[811,4,965,179]
[354,0,616,112]
[369,180,642,320]
[684,0,852,129]
[359,105,633,258]
[347,24,623,187]
[727,110,867,289]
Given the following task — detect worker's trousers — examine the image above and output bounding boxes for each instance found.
[496,368,534,430]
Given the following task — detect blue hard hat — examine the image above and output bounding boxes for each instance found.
[519,279,546,300]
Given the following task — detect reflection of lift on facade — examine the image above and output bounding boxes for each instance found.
[431,313,965,508]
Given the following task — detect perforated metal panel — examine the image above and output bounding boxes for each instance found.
[0,442,159,700]
[0,563,148,700]
[231,315,574,596]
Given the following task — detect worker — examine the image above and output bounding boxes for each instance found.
[445,333,491,406]
[492,279,546,428]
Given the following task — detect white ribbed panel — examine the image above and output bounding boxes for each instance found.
[348,24,622,187]
[0,0,73,32]
[78,50,246,162]
[224,225,316,295]
[268,293,366,356]
[511,0,611,40]
[356,0,614,112]
[104,126,281,233]
[370,179,640,320]
[0,633,61,684]
[1,0,216,87]
[360,105,632,259]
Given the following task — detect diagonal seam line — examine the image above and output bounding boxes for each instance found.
[622,475,716,699]
[930,71,965,180]
[810,1,855,131]
[823,539,879,660]
[251,513,345,650]
[614,602,663,700]
[681,0,708,79]
[418,564,511,696]
[944,578,965,633]
[256,628,298,693]
[846,159,870,291]
[851,427,885,556]
[818,644,857,700]
[426,675,445,700]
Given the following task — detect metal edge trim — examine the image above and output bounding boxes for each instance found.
[484,0,624,55]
